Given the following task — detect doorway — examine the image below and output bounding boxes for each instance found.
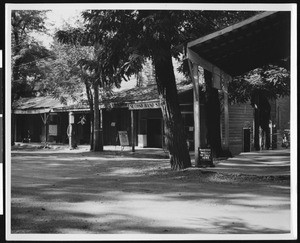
[147,118,162,148]
[243,128,251,152]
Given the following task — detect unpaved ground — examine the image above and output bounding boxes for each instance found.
[10,146,290,235]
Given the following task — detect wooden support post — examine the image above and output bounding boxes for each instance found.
[44,113,47,146]
[99,109,103,151]
[131,110,135,152]
[191,62,201,167]
[223,73,230,150]
[13,114,17,143]
[68,112,74,149]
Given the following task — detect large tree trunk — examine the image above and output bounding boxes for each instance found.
[11,16,21,146]
[258,93,271,150]
[251,92,271,150]
[84,79,94,150]
[92,82,103,151]
[253,93,260,150]
[204,70,224,157]
[90,113,94,150]
[152,42,191,170]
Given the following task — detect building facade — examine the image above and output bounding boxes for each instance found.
[12,82,290,155]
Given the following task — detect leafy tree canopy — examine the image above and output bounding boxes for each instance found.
[11,10,53,100]
[79,10,257,59]
[39,39,92,104]
[228,64,290,104]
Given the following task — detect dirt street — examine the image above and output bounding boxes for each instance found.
[10,145,290,237]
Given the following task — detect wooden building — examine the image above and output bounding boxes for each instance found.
[186,11,290,161]
[12,82,197,150]
[12,80,289,155]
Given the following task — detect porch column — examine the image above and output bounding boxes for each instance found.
[131,110,135,152]
[191,63,201,167]
[222,73,230,150]
[44,113,48,145]
[68,111,75,149]
[99,108,104,151]
[13,114,17,143]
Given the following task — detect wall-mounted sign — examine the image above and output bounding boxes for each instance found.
[48,125,58,136]
[128,101,160,110]
[118,131,129,146]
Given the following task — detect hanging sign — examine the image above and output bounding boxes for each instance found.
[128,101,160,110]
[118,131,129,146]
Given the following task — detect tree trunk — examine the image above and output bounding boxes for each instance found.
[252,92,271,151]
[90,113,94,150]
[258,93,271,150]
[84,79,94,150]
[204,70,223,157]
[92,82,103,151]
[152,42,191,170]
[265,126,270,149]
[253,93,260,150]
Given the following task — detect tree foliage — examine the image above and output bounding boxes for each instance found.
[228,63,290,151]
[228,64,290,104]
[41,39,93,104]
[55,14,145,151]
[11,10,53,100]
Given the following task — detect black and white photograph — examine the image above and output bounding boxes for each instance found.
[3,2,297,241]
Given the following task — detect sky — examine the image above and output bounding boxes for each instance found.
[34,8,83,48]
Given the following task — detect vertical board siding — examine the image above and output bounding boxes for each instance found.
[227,102,254,155]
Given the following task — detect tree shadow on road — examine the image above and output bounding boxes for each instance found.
[10,150,291,235]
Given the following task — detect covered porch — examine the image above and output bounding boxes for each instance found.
[186,11,291,165]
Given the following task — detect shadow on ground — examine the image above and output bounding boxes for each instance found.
[10,149,291,234]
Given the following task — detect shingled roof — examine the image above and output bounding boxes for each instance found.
[13,96,65,114]
[104,81,193,107]
[13,81,193,113]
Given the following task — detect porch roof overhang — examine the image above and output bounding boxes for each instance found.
[186,11,291,77]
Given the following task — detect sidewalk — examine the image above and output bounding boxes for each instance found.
[206,149,290,176]
[131,147,291,177]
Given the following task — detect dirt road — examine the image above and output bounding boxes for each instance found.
[10,146,290,237]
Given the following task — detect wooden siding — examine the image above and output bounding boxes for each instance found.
[222,102,254,155]
[103,108,131,146]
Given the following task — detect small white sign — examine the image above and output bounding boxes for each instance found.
[118,131,129,146]
[48,125,58,136]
